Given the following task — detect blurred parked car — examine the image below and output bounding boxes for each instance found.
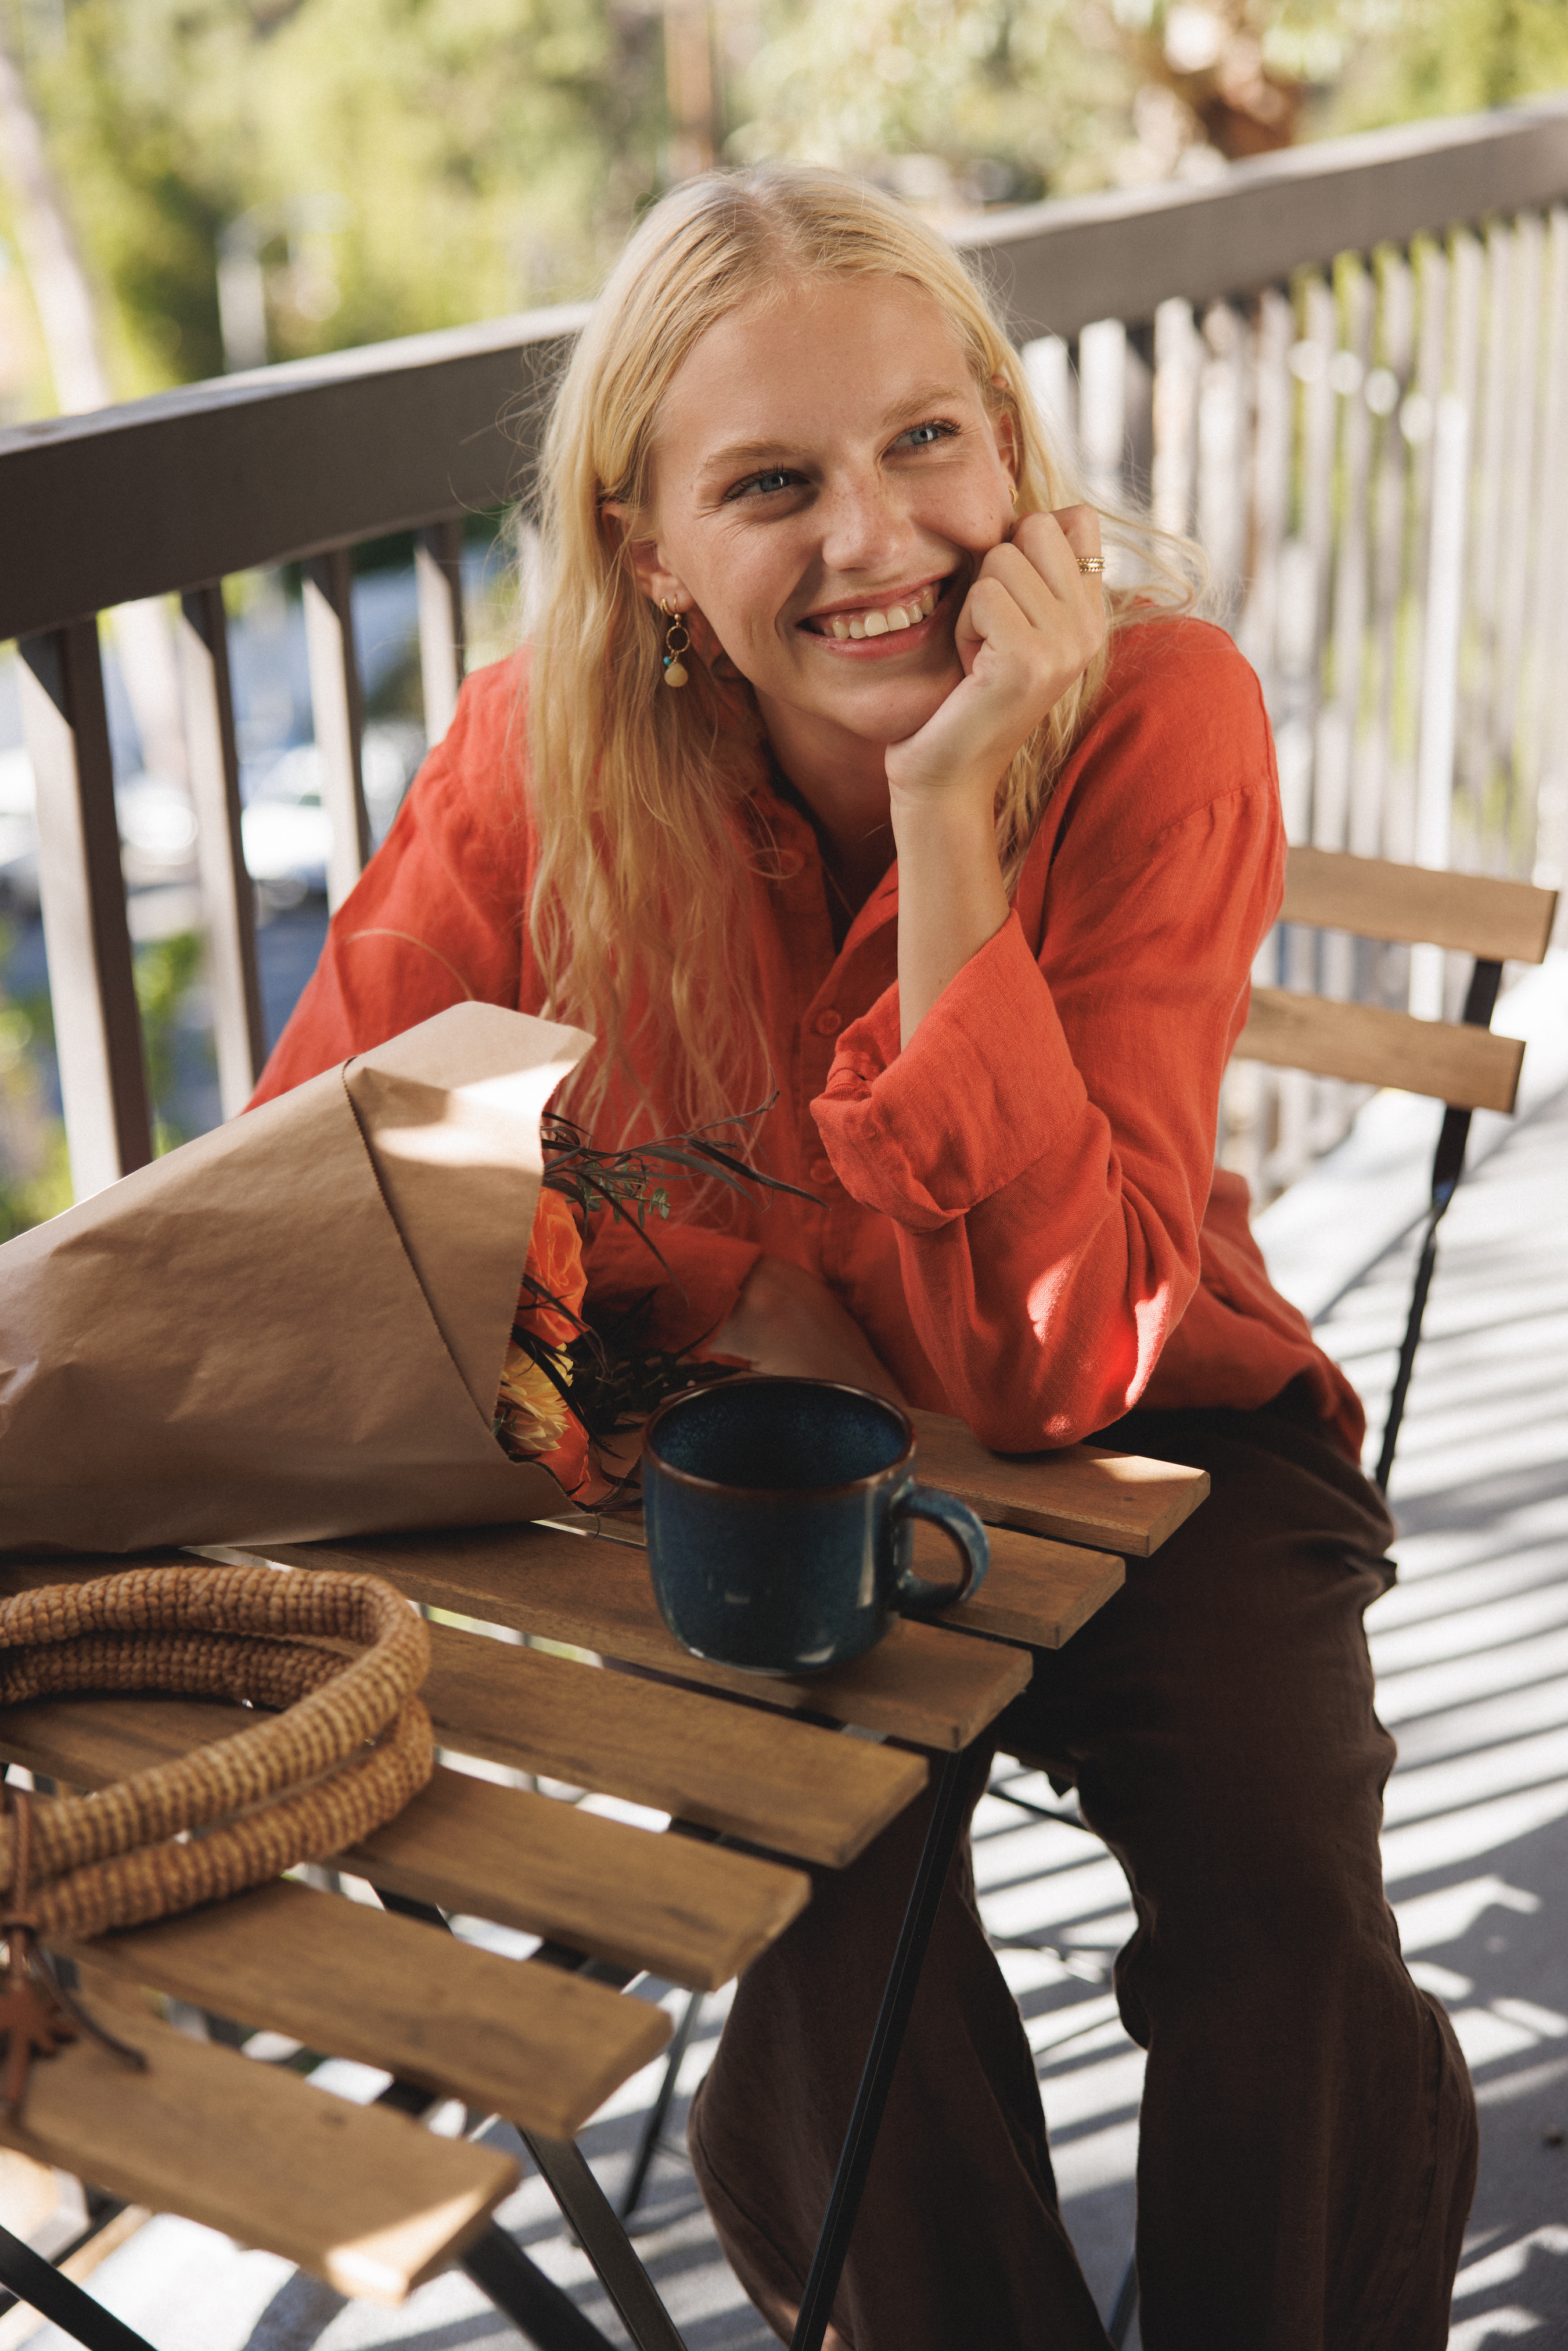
[0,722,425,918]
[240,722,425,901]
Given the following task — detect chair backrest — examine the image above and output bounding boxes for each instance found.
[1232,845,1558,1490]
[1233,847,1560,1112]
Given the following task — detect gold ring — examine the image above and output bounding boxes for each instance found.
[1077,556,1106,576]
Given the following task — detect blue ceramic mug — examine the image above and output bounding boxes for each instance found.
[641,1376,990,1675]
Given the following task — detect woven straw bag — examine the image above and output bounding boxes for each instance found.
[0,1563,433,1942]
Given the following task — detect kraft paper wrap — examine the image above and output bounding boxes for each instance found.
[0,1003,595,1554]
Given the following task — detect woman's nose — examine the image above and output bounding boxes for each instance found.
[817,468,910,573]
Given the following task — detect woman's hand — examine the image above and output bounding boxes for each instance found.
[884,506,1107,806]
[887,505,1106,1045]
[709,1255,908,1407]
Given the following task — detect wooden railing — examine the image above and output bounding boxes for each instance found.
[3,99,1567,1201]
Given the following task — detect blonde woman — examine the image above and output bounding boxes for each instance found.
[256,166,1476,2348]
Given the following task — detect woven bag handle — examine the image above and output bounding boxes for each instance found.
[0,1565,434,1939]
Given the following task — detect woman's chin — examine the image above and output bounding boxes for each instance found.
[839,685,953,749]
[807,660,958,745]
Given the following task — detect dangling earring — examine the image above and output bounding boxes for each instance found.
[659,597,690,689]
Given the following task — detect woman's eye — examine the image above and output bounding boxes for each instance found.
[895,421,955,452]
[731,468,796,501]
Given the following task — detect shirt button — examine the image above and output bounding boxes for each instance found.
[809,1156,835,1185]
[814,1008,842,1036]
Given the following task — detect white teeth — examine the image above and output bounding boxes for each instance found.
[815,586,941,637]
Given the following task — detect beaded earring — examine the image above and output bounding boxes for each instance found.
[659,596,690,688]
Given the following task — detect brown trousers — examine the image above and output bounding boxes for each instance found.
[687,1393,1479,2350]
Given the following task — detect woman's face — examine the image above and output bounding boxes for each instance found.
[627,273,1019,760]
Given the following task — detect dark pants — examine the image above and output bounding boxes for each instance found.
[687,1395,1479,2350]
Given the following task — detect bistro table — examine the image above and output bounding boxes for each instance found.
[0,1413,1206,2351]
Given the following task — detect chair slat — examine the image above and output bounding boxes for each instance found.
[415,520,466,744]
[276,1527,1031,1755]
[0,1991,517,2302]
[61,1877,671,2141]
[1281,845,1558,962]
[925,1523,1125,1650]
[0,1658,806,1986]
[523,1511,1125,1655]
[16,621,152,1194]
[419,1619,945,1838]
[905,1412,1209,1557]
[178,584,265,1112]
[1237,986,1524,1112]
[0,1556,926,1867]
[303,547,370,911]
[347,1770,809,1990]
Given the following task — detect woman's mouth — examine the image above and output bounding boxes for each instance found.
[800,577,950,642]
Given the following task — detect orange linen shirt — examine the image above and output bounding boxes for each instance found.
[253,614,1364,1460]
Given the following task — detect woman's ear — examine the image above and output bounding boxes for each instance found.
[600,502,688,610]
[988,374,1021,500]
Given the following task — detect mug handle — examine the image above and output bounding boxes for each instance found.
[891,1485,991,1616]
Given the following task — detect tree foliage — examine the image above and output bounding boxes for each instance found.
[1,0,1565,415]
[1,0,668,407]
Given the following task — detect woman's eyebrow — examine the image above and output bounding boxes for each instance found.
[695,386,974,486]
[697,436,796,482]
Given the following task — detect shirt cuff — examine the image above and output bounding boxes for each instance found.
[812,912,1088,1230]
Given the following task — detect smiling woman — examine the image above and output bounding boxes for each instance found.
[251,165,1478,2351]
[531,175,1141,1126]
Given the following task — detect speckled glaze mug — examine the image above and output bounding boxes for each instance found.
[642,1376,990,1675]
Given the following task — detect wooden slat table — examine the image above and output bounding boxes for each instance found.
[0,1413,1198,2351]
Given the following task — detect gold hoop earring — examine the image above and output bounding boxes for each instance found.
[659,596,690,689]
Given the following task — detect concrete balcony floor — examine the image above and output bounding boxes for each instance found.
[14,1081,1567,2351]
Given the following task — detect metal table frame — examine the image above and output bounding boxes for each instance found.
[0,1752,973,2351]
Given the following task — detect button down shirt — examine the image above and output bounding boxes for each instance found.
[252,617,1363,1458]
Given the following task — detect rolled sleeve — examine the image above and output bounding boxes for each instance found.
[812,914,1086,1230]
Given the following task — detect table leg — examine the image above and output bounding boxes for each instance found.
[0,2223,157,2351]
[789,1748,972,2351]
[462,2221,622,2351]
[366,1890,686,2350]
[519,2134,688,2351]
[620,1986,704,2223]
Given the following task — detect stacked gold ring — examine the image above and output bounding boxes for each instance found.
[1077,556,1107,576]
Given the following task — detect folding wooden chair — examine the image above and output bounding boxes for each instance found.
[993,843,1560,2343]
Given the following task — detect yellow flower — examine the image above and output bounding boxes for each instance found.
[495,1343,571,1457]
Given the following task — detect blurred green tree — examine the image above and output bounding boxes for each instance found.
[0,0,668,405]
[731,0,1568,209]
[0,933,71,1242]
[3,0,1566,416]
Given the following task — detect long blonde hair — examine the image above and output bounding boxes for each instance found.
[528,163,1195,1132]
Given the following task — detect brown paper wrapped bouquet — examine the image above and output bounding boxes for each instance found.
[0,1003,787,1556]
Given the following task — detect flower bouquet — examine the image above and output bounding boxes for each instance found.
[493,1110,805,1501]
[0,1003,781,1555]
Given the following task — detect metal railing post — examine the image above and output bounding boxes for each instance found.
[178,584,265,1112]
[17,620,152,1197]
[416,519,466,746]
[303,547,370,914]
